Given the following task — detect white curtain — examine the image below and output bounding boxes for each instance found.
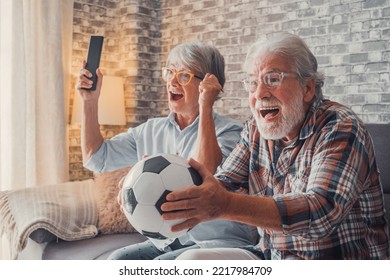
[0,0,73,259]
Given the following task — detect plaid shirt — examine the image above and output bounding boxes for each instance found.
[216,99,389,259]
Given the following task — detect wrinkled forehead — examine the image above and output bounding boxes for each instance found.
[166,58,191,72]
[246,52,293,76]
[168,63,185,71]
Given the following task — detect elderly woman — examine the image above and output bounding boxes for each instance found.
[76,41,258,260]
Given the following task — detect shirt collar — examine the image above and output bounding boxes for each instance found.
[168,110,217,131]
[167,111,199,131]
[298,99,324,140]
[168,111,177,125]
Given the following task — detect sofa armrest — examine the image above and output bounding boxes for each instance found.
[42,233,147,260]
[0,180,98,259]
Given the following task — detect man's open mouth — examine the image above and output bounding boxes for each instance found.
[260,107,280,119]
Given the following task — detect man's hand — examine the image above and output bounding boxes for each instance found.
[161,158,231,232]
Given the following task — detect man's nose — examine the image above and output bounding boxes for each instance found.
[253,81,271,100]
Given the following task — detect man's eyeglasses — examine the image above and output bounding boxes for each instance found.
[242,71,296,93]
[162,67,203,86]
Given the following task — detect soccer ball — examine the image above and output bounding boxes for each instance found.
[121,153,202,240]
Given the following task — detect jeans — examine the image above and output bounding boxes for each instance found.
[107,239,200,260]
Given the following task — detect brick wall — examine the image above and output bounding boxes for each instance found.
[69,0,390,180]
[160,0,390,123]
[69,0,164,180]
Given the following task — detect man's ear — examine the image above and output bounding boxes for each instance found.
[303,78,316,102]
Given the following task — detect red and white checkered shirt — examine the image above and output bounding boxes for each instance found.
[216,99,389,259]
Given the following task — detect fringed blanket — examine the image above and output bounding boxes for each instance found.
[0,180,98,259]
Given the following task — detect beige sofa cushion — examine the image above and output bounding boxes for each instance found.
[94,167,136,234]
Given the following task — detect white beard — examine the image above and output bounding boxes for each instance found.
[252,93,306,140]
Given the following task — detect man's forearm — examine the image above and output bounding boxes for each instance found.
[223,191,282,231]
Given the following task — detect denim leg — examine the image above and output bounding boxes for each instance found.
[155,244,201,260]
[107,239,163,260]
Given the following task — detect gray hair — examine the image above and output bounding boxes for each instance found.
[244,32,324,100]
[166,41,225,89]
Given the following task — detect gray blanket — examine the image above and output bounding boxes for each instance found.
[0,180,98,259]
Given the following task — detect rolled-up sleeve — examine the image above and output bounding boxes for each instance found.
[84,128,138,173]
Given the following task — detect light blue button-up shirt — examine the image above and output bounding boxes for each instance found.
[85,111,259,250]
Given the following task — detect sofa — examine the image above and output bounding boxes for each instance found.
[1,123,389,260]
[366,124,390,232]
[1,167,147,260]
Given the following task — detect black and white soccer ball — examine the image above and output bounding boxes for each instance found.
[121,153,203,240]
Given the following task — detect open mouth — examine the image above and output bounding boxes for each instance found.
[260,107,280,119]
[170,91,184,101]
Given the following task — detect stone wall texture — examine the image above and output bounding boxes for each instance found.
[69,0,390,181]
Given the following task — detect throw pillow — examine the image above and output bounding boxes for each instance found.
[94,167,136,234]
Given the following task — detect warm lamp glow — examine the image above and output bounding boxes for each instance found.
[71,76,126,125]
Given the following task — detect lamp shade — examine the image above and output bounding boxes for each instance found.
[71,76,126,125]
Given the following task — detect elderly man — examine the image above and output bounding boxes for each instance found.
[162,32,389,260]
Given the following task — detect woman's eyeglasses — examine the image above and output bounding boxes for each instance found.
[162,67,203,86]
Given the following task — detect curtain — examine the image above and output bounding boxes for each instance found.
[0,0,73,259]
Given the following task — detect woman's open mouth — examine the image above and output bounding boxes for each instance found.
[170,91,184,101]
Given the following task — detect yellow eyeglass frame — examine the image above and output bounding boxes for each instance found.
[162,67,203,86]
